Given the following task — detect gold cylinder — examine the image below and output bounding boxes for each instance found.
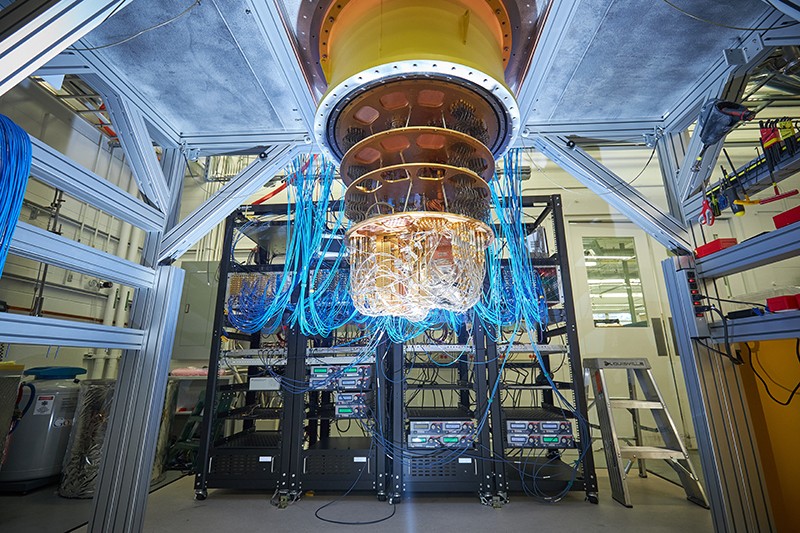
[319,0,511,91]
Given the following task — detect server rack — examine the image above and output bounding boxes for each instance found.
[195,196,595,506]
[393,330,495,503]
[486,195,597,503]
[194,212,286,500]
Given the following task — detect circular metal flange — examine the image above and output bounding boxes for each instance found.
[339,126,496,184]
[314,61,520,162]
[331,77,504,159]
[344,163,490,222]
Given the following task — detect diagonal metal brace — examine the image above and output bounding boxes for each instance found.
[101,90,172,212]
[533,135,693,254]
[158,142,308,263]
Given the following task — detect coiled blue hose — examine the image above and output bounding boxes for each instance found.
[0,114,32,277]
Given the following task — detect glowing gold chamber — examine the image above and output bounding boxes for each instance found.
[312,0,518,319]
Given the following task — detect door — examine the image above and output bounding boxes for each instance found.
[564,222,695,449]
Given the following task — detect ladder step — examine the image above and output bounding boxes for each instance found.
[609,399,663,410]
[619,446,685,460]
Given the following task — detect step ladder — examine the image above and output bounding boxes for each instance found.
[584,358,708,508]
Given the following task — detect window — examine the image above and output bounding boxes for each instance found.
[582,237,648,327]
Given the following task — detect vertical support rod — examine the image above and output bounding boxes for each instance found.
[282,320,307,497]
[193,213,235,497]
[472,319,495,502]
[551,194,598,501]
[484,325,507,498]
[374,339,389,500]
[389,341,404,503]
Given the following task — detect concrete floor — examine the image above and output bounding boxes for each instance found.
[3,469,712,532]
[140,471,710,533]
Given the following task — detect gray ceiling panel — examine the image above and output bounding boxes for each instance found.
[80,0,304,137]
[528,0,775,124]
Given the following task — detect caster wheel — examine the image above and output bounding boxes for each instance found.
[377,494,387,502]
[388,496,401,505]
[195,490,207,501]
[586,493,598,504]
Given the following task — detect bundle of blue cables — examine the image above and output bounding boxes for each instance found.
[0,114,32,278]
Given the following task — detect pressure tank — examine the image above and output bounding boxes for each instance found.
[0,367,86,486]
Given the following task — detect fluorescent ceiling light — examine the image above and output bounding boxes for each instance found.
[585,255,635,261]
[590,292,643,298]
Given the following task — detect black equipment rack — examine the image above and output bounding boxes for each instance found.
[193,195,596,507]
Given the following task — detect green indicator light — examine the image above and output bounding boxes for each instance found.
[313,368,328,374]
[411,437,426,443]
[344,367,357,373]
[543,436,559,444]
[338,407,354,414]
[442,437,460,444]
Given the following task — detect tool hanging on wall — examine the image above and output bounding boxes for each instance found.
[755,144,799,204]
[722,150,758,206]
[691,99,756,172]
[777,118,797,156]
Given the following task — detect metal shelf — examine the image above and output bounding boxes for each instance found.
[695,222,800,279]
[710,310,800,343]
[502,381,572,390]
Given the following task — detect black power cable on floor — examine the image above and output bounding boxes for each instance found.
[745,340,800,407]
[313,440,397,526]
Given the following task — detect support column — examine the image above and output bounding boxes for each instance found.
[662,256,774,532]
[88,265,186,533]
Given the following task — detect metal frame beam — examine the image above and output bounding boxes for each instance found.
[710,310,800,343]
[100,90,171,212]
[532,134,693,253]
[30,136,165,232]
[178,131,311,156]
[159,142,307,263]
[246,0,317,133]
[0,313,144,349]
[31,49,93,76]
[0,0,133,97]
[521,118,660,142]
[89,266,185,533]
[10,221,156,288]
[665,11,782,206]
[695,221,800,279]
[160,147,185,231]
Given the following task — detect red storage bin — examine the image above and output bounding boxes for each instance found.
[766,295,800,312]
[773,205,800,229]
[695,238,738,259]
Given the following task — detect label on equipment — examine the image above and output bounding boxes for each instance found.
[258,456,272,462]
[34,395,55,416]
[353,457,367,463]
[458,458,472,464]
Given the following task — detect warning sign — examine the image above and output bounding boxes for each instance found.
[34,395,55,416]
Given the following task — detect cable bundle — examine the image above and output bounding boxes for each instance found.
[0,114,32,278]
